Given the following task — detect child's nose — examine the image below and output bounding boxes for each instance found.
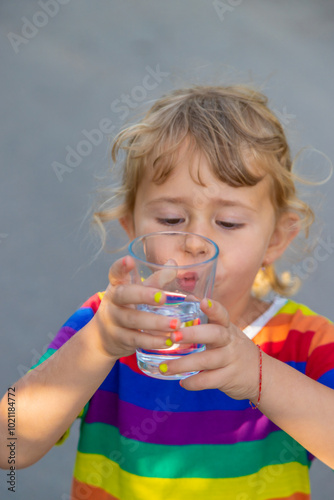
[183,234,208,258]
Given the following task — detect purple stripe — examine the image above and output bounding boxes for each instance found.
[48,326,77,350]
[85,390,279,445]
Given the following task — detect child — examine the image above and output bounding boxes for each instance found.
[1,85,334,500]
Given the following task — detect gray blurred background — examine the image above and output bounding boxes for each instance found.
[1,1,334,498]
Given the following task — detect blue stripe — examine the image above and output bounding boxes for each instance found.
[318,368,334,389]
[99,361,249,411]
[287,363,334,390]
[63,307,94,330]
[286,361,307,374]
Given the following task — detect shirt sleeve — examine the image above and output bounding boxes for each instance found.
[30,291,104,444]
[280,303,334,391]
[304,315,334,389]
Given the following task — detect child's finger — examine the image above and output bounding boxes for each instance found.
[125,328,176,352]
[200,298,230,327]
[179,368,226,392]
[108,255,135,286]
[112,304,181,334]
[170,323,230,347]
[144,262,178,289]
[159,345,229,378]
[112,283,167,308]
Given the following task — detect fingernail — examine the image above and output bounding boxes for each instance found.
[165,338,173,347]
[169,318,178,330]
[154,291,162,303]
[173,331,183,342]
[159,363,168,373]
[122,257,127,267]
[207,299,212,308]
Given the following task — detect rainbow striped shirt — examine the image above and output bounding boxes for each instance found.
[34,293,334,500]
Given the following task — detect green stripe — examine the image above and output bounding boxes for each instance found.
[30,348,57,370]
[29,347,87,444]
[78,422,309,479]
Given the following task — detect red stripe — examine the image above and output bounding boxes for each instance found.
[306,343,334,380]
[262,330,315,362]
[81,293,102,313]
[119,353,145,375]
[261,339,285,357]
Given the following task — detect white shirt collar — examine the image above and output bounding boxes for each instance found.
[243,296,288,340]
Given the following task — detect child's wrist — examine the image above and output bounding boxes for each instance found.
[84,317,120,364]
[249,344,263,410]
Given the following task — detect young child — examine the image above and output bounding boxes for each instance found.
[1,85,334,500]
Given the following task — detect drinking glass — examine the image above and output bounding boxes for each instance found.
[128,231,219,380]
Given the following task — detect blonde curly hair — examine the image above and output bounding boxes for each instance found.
[93,85,315,298]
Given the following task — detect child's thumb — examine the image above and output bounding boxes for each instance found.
[144,259,178,288]
[108,255,135,286]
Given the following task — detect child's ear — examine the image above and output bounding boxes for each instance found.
[264,212,300,266]
[119,214,135,239]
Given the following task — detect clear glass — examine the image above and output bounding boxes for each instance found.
[128,231,219,380]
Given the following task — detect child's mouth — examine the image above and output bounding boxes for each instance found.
[176,272,198,292]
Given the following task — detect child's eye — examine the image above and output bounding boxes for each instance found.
[156,218,185,226]
[216,221,243,230]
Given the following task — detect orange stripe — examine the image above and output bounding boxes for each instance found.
[254,318,291,345]
[71,477,119,500]
[272,493,309,500]
[309,322,334,352]
[254,310,331,346]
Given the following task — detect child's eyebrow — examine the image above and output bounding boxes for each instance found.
[145,196,188,206]
[145,197,258,212]
[212,199,259,212]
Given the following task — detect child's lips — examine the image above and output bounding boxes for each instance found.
[176,272,198,292]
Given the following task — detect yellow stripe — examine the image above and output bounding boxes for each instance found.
[55,427,70,446]
[55,408,87,446]
[97,291,105,301]
[55,407,87,446]
[73,452,310,500]
[279,301,318,317]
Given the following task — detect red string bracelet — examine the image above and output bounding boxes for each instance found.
[249,344,263,410]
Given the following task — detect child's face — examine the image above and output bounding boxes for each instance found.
[121,148,297,321]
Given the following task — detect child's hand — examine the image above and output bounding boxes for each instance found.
[160,299,260,402]
[92,256,180,360]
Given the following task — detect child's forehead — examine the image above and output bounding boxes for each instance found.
[136,169,274,222]
[142,144,272,204]
[145,136,266,188]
